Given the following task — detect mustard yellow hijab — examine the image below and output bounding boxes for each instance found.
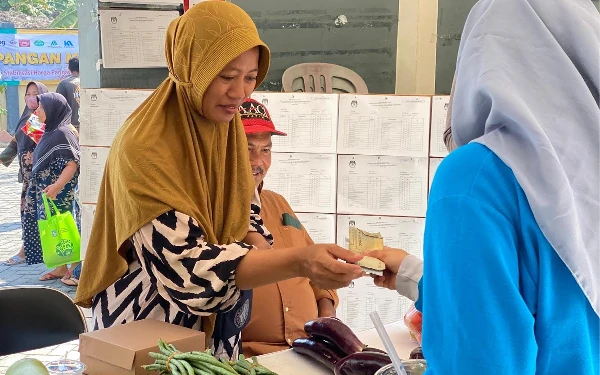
[75,1,270,329]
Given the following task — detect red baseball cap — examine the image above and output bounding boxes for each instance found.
[239,98,287,136]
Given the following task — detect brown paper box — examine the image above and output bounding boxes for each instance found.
[79,319,205,375]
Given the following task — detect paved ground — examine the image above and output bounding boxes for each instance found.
[0,147,90,372]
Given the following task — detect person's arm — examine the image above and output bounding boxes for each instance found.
[43,160,78,199]
[236,244,363,291]
[236,192,363,290]
[422,196,536,375]
[366,247,423,301]
[0,138,17,167]
[133,210,252,315]
[395,255,422,301]
[302,230,338,317]
[136,209,363,316]
[315,291,337,317]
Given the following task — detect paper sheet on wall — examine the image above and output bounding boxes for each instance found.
[430,96,450,157]
[80,203,96,259]
[429,157,443,192]
[336,215,425,258]
[335,215,424,331]
[337,155,428,217]
[99,10,178,68]
[80,147,110,204]
[337,95,431,157]
[337,277,414,332]
[80,89,152,147]
[250,92,338,154]
[295,213,336,244]
[264,153,337,213]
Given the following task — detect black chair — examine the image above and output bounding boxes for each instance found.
[0,286,87,355]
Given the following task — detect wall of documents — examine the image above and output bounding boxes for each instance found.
[251,92,450,332]
[78,89,450,331]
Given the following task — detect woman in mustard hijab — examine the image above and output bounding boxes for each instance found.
[75,1,363,360]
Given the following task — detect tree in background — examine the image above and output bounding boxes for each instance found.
[1,0,77,28]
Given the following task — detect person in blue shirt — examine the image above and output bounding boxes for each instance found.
[370,0,599,373]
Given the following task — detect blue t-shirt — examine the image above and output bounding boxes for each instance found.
[420,143,598,375]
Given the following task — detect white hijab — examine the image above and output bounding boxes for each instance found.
[451,0,600,315]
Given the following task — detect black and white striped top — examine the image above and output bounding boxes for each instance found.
[92,197,273,360]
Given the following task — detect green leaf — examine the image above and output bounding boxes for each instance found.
[49,5,78,29]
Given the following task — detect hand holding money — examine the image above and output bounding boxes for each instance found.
[348,227,386,276]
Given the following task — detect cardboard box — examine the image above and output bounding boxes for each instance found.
[79,319,205,375]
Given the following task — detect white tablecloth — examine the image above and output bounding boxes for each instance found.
[255,321,417,375]
[6,322,416,375]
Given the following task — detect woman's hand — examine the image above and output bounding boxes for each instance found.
[299,244,364,290]
[236,244,364,290]
[365,247,411,290]
[43,183,62,200]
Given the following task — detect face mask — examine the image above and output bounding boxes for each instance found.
[25,95,38,110]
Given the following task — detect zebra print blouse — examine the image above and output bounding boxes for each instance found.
[92,198,273,360]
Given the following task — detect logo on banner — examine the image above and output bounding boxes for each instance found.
[50,40,60,48]
[18,40,30,47]
[34,40,44,47]
[9,39,17,45]
[64,40,74,48]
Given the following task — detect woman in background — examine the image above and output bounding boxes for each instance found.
[2,81,49,266]
[22,92,80,281]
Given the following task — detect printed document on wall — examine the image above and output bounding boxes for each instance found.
[99,10,179,68]
[337,278,414,332]
[80,147,110,204]
[264,153,337,213]
[337,155,428,217]
[295,213,336,244]
[430,96,450,157]
[251,92,338,154]
[336,215,425,258]
[80,89,151,147]
[429,158,443,192]
[80,204,96,259]
[337,95,431,157]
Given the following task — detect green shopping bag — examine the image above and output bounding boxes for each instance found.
[38,193,81,268]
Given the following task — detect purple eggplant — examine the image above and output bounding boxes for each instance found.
[363,347,387,355]
[292,337,344,370]
[333,351,392,375]
[304,317,367,355]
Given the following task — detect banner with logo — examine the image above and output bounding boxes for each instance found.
[0,29,79,83]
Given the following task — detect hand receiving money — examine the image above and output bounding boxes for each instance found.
[348,227,386,276]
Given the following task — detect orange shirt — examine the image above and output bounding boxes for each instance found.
[242,190,338,357]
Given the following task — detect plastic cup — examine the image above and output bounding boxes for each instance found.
[45,359,86,375]
[375,359,428,375]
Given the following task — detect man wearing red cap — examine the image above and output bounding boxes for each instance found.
[238,98,339,356]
